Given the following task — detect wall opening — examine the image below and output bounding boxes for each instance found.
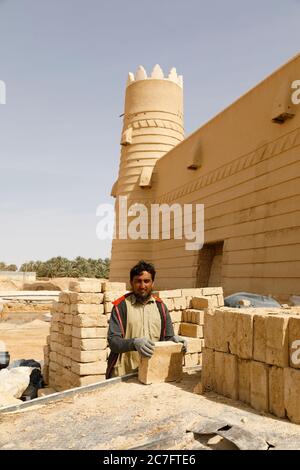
[196,241,224,287]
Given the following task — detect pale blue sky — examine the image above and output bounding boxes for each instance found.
[0,0,300,266]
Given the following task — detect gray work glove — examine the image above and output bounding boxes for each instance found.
[134,338,155,357]
[172,335,187,353]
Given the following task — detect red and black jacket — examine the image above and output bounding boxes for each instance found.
[106,292,174,379]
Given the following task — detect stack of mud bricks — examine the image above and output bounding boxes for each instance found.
[154,287,224,369]
[201,307,300,424]
[43,279,126,391]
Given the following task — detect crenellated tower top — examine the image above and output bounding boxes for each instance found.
[126,64,183,88]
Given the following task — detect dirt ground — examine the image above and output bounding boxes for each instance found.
[1,370,300,450]
[1,314,300,450]
[0,314,50,362]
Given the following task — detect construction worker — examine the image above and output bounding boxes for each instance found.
[106,260,187,378]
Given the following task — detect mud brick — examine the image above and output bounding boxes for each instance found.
[238,359,251,404]
[71,304,104,315]
[191,296,213,309]
[102,281,126,292]
[50,332,59,342]
[284,367,300,424]
[62,304,71,314]
[250,361,269,412]
[173,297,187,310]
[62,355,72,369]
[237,311,254,359]
[64,314,73,325]
[71,360,107,376]
[266,315,289,367]
[64,347,72,358]
[72,326,107,339]
[51,312,60,322]
[203,310,215,349]
[184,337,203,354]
[214,351,238,399]
[49,351,57,363]
[204,309,228,352]
[182,310,189,323]
[70,292,104,304]
[57,343,65,355]
[50,323,59,333]
[103,291,124,302]
[269,366,285,418]
[217,294,224,307]
[192,310,205,325]
[181,288,203,297]
[51,342,59,353]
[72,337,107,351]
[201,347,215,392]
[72,313,108,328]
[214,351,225,395]
[138,341,183,384]
[57,333,64,344]
[253,314,267,362]
[224,310,238,355]
[59,292,70,304]
[202,287,223,295]
[63,335,72,347]
[49,360,58,372]
[211,296,219,308]
[180,323,203,338]
[173,323,180,335]
[223,353,238,400]
[71,348,107,363]
[64,324,72,336]
[155,290,182,298]
[56,353,64,365]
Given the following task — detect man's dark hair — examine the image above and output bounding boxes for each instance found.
[130,260,156,281]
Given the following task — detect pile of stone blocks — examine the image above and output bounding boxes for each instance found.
[138,341,183,384]
[154,288,224,369]
[43,279,126,391]
[201,307,300,424]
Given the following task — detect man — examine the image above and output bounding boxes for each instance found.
[106,260,187,378]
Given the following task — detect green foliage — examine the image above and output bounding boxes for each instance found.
[0,262,18,272]
[19,257,110,279]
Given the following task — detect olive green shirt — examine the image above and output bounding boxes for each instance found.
[112,293,161,377]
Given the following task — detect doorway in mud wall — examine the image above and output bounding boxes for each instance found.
[196,241,224,287]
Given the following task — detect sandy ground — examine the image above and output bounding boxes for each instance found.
[1,370,300,450]
[0,315,50,362]
[1,315,300,450]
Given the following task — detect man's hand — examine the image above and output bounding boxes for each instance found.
[134,338,155,357]
[172,335,188,353]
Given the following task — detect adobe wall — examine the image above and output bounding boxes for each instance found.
[201,306,300,424]
[152,54,300,298]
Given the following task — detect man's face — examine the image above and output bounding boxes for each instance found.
[130,271,154,302]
